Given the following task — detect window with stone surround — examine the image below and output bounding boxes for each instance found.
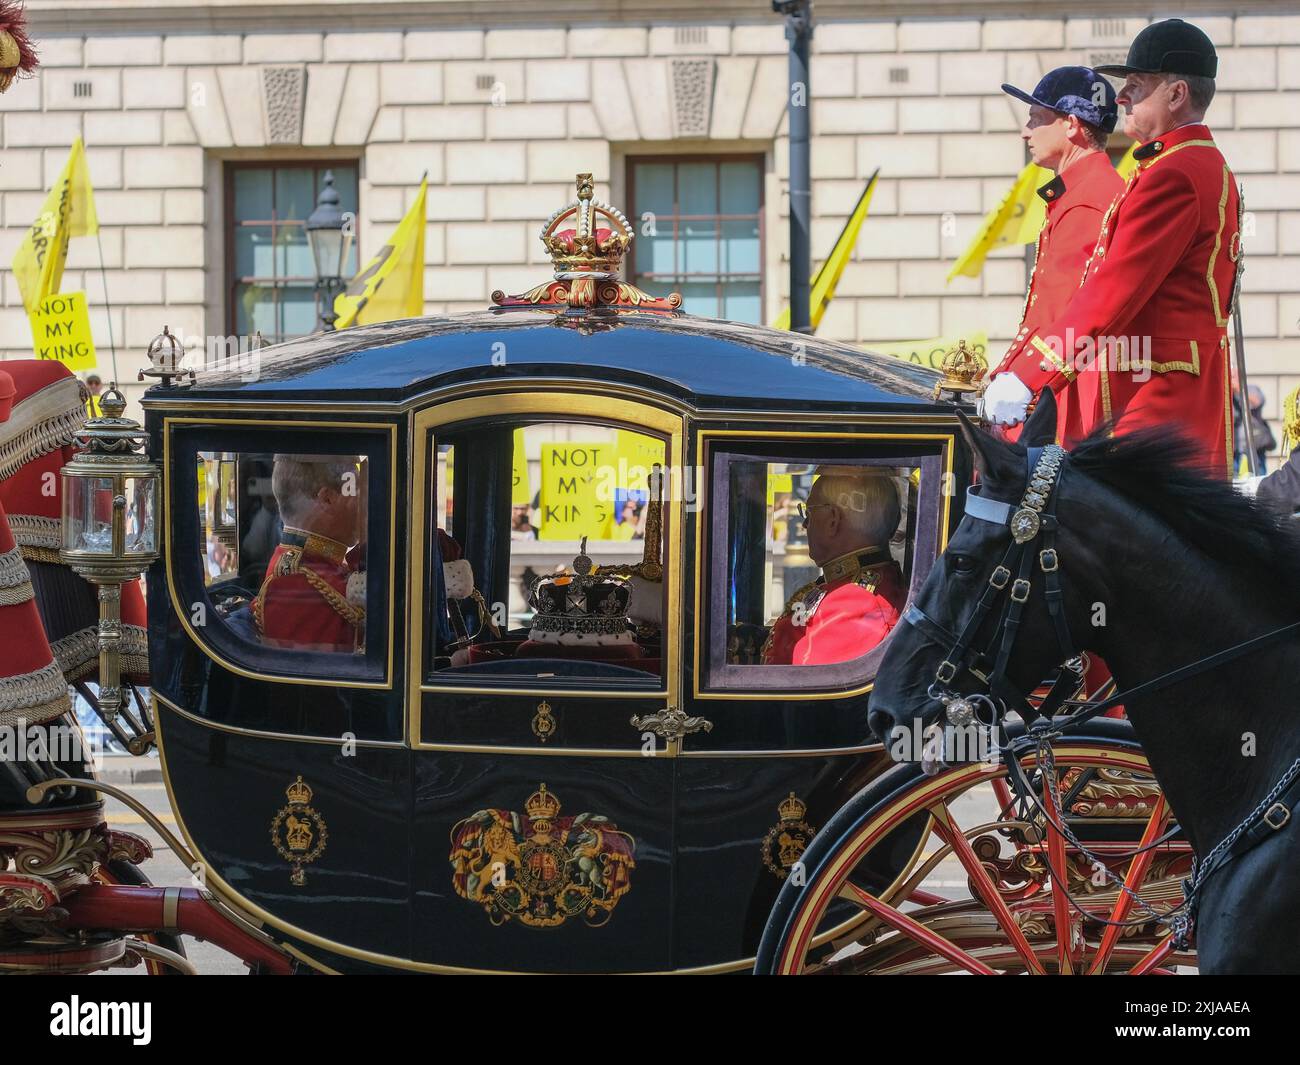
[225,162,360,343]
[627,156,763,324]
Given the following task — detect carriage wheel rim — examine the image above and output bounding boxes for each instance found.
[776,744,1184,974]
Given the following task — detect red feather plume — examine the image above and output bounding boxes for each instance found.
[0,0,38,80]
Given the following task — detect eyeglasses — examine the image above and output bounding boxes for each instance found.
[795,501,832,525]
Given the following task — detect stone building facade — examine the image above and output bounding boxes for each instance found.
[2,3,1297,451]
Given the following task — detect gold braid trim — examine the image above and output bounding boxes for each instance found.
[0,660,72,727]
[51,625,149,682]
[19,545,62,564]
[0,377,85,482]
[300,567,365,628]
[6,514,62,551]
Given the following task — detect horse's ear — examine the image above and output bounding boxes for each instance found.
[956,409,1018,485]
[1020,389,1058,448]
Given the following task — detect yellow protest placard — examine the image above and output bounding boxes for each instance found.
[870,333,988,372]
[538,443,615,541]
[29,290,96,371]
[512,428,531,506]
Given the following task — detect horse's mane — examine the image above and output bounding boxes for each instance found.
[1065,427,1300,593]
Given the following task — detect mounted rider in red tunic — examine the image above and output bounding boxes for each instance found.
[986,20,1238,478]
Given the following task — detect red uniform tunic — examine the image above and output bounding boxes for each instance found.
[763,550,906,666]
[253,528,364,653]
[999,124,1239,475]
[993,152,1123,445]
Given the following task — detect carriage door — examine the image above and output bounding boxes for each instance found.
[407,392,683,972]
[672,426,961,967]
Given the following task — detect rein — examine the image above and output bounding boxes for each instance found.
[903,444,1300,949]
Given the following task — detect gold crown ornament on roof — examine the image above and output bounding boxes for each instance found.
[932,338,989,403]
[492,174,683,314]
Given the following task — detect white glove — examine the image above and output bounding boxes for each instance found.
[982,372,1033,427]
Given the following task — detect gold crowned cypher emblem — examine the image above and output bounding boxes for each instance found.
[761,792,816,879]
[269,775,328,887]
[449,784,635,928]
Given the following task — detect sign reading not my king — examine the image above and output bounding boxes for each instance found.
[29,290,96,371]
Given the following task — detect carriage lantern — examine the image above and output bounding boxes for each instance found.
[59,386,160,721]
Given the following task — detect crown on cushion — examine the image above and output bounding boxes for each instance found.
[527,536,632,640]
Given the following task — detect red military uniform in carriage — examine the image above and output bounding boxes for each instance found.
[999,123,1240,475]
[0,362,149,685]
[991,152,1124,446]
[253,528,365,653]
[762,548,906,666]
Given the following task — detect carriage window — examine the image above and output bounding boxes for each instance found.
[702,445,945,693]
[428,421,667,683]
[196,450,371,655]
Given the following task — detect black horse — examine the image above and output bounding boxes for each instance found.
[868,392,1300,974]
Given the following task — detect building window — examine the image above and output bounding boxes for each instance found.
[225,162,360,343]
[627,156,763,324]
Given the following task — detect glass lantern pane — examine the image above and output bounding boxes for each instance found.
[65,476,116,553]
[124,476,157,555]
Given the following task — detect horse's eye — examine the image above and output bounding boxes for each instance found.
[949,554,979,575]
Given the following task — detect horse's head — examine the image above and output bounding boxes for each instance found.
[869,392,1091,747]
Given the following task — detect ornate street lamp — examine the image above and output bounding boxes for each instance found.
[60,387,159,726]
[305,170,353,332]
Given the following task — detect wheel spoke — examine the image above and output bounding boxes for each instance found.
[1043,768,1076,974]
[839,881,998,976]
[1087,794,1171,975]
[930,801,1048,975]
[1127,932,1176,975]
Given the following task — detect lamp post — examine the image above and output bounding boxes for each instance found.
[776,0,814,336]
[305,170,353,332]
[59,387,159,728]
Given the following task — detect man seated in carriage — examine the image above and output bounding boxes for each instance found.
[763,467,906,666]
[253,455,366,653]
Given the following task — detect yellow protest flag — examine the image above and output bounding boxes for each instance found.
[11,137,99,315]
[333,176,426,328]
[1116,142,1139,179]
[946,162,1051,282]
[773,169,879,332]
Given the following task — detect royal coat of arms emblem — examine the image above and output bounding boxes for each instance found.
[269,776,328,886]
[761,792,816,879]
[449,784,635,928]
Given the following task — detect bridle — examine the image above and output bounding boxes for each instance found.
[898,442,1300,949]
[901,444,1085,729]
